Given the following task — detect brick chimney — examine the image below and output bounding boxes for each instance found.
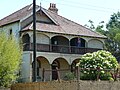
[48,3,58,14]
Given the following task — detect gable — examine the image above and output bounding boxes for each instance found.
[21,9,57,30]
[36,10,55,25]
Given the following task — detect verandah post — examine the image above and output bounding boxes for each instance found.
[42,68,45,81]
[56,67,61,82]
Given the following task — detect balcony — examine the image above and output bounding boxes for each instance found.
[23,43,101,54]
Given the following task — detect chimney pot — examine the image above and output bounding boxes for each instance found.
[48,3,58,14]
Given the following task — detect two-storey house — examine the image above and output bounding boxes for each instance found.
[0,3,106,82]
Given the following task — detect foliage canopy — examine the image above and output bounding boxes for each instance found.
[105,12,120,60]
[85,12,120,62]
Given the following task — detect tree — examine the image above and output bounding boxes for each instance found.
[85,12,120,62]
[106,12,120,29]
[0,32,21,87]
[84,20,106,35]
[84,20,95,30]
[79,50,118,80]
[105,12,120,61]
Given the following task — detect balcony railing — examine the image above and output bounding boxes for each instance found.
[23,43,101,54]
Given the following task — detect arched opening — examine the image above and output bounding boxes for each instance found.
[88,39,103,49]
[22,34,30,44]
[22,34,30,50]
[71,59,80,77]
[37,33,50,44]
[70,37,85,47]
[36,56,50,81]
[51,60,60,80]
[31,33,50,51]
[37,60,41,77]
[70,37,86,54]
[51,36,69,53]
[71,59,79,71]
[52,58,70,80]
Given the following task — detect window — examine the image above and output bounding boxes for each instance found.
[9,29,12,35]
[54,41,57,45]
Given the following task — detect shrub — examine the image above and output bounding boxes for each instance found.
[0,32,21,87]
[79,50,118,80]
[64,72,75,80]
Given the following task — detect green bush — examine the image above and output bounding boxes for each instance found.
[64,72,75,80]
[99,72,112,80]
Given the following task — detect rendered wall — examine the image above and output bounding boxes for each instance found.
[88,39,103,49]
[0,22,20,40]
[21,52,32,82]
[31,33,50,44]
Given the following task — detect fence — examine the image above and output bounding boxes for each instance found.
[11,67,120,90]
[0,88,10,90]
[42,68,72,82]
[41,67,120,82]
[17,67,120,83]
[11,80,120,90]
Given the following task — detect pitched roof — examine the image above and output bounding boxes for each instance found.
[0,4,106,38]
[0,4,37,26]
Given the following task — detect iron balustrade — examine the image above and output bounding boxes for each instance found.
[23,43,101,54]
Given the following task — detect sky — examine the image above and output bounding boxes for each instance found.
[0,0,120,27]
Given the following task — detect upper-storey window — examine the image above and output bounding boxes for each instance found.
[9,29,12,35]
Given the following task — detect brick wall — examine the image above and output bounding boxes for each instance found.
[11,80,120,90]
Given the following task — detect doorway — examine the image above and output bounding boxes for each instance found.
[51,60,60,80]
